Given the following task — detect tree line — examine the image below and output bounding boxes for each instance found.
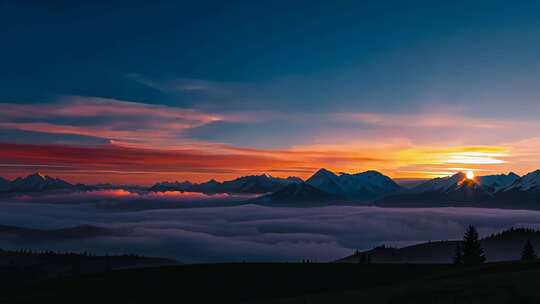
[453,225,537,266]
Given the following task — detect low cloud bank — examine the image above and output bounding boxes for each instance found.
[0,202,539,263]
[10,189,248,205]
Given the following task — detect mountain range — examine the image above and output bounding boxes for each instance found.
[411,172,519,194]
[0,173,145,194]
[255,169,404,204]
[336,227,540,263]
[377,170,540,208]
[0,173,75,193]
[306,169,403,200]
[2,169,540,209]
[256,169,540,207]
[150,174,303,194]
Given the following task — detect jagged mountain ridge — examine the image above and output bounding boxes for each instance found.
[306,169,403,200]
[492,170,540,206]
[478,172,520,193]
[411,172,518,194]
[150,174,303,194]
[376,171,540,208]
[0,173,163,194]
[380,173,492,205]
[501,170,540,192]
[6,173,73,193]
[4,170,540,209]
[412,172,469,193]
[258,169,403,203]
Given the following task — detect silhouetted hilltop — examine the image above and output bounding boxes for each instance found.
[336,227,540,264]
[0,247,176,284]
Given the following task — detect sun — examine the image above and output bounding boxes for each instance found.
[466,170,475,180]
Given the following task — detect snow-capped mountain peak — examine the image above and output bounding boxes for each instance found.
[305,168,344,195]
[306,169,402,199]
[503,170,540,192]
[477,172,520,193]
[413,172,467,193]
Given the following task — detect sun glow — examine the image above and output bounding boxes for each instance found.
[466,170,475,180]
[444,151,508,165]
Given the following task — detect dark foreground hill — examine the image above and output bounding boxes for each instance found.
[0,249,175,285]
[258,261,540,304]
[4,261,540,303]
[0,263,451,303]
[336,227,540,263]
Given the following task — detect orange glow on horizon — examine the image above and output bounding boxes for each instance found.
[2,98,540,184]
[0,140,530,185]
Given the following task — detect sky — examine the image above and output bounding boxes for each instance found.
[2,0,540,185]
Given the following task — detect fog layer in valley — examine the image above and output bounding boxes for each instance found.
[1,196,540,263]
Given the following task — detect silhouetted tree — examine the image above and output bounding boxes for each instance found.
[460,225,486,266]
[521,239,537,261]
[453,243,463,265]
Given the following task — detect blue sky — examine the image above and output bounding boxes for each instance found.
[2,0,540,183]
[4,0,540,109]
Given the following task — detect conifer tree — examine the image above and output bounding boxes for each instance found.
[453,243,463,265]
[461,225,486,266]
[521,239,537,261]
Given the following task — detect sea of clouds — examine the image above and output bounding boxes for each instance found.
[1,194,540,263]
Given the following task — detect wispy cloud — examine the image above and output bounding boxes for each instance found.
[0,96,223,147]
[127,74,243,93]
[1,96,540,183]
[332,111,535,130]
